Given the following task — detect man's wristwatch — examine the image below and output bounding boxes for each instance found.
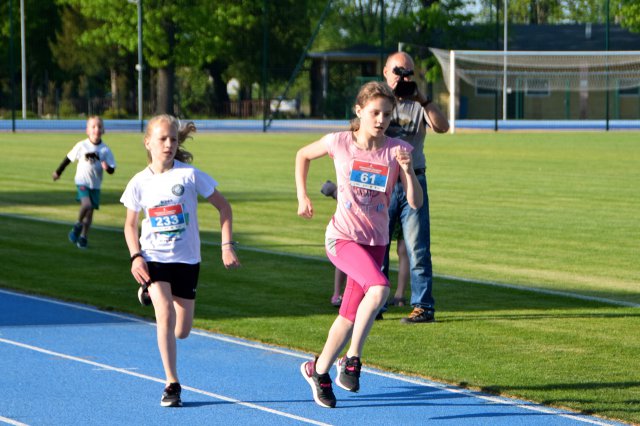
[420,97,432,108]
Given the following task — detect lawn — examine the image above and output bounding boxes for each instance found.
[0,129,638,424]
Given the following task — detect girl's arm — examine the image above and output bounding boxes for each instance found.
[124,208,150,285]
[396,148,424,210]
[295,139,329,219]
[207,190,241,269]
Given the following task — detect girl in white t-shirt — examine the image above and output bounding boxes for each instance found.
[121,115,240,407]
[295,81,423,408]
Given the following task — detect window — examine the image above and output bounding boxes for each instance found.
[618,79,640,97]
[525,79,549,97]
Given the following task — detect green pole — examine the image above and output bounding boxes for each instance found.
[605,0,610,131]
[380,0,385,78]
[262,0,269,132]
[138,0,144,132]
[494,0,499,131]
[565,80,570,119]
[9,0,16,132]
[265,0,333,131]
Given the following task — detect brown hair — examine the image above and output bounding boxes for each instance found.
[144,114,196,164]
[349,81,396,132]
[87,115,104,127]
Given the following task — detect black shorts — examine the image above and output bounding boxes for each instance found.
[147,262,200,300]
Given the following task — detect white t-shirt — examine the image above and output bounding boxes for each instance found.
[120,160,218,264]
[66,138,116,189]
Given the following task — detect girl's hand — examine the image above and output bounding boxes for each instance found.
[52,171,60,181]
[396,148,412,172]
[297,195,314,219]
[101,160,109,171]
[131,256,151,286]
[222,247,241,269]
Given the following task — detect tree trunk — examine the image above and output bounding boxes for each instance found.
[155,19,176,115]
[110,68,118,111]
[204,60,230,115]
[156,66,175,115]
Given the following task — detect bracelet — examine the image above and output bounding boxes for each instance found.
[221,241,237,250]
[130,252,144,262]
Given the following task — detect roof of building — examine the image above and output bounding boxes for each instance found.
[464,23,640,51]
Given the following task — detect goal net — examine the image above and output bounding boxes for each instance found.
[430,48,640,131]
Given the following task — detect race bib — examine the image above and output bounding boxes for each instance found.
[148,204,186,232]
[349,160,389,192]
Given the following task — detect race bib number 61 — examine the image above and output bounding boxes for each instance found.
[148,204,186,232]
[349,160,389,192]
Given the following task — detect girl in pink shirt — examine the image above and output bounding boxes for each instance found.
[295,81,423,408]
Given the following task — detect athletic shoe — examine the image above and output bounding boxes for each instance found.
[77,236,88,249]
[138,284,152,306]
[300,359,336,408]
[161,382,182,407]
[335,355,362,392]
[68,223,82,244]
[330,295,342,307]
[400,307,435,324]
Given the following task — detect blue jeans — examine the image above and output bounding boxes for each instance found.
[383,173,434,311]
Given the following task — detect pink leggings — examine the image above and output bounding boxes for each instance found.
[326,239,389,322]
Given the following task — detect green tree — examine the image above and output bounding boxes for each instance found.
[619,0,640,31]
[476,0,563,24]
[0,0,62,114]
[54,0,314,116]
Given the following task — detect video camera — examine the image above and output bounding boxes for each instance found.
[392,66,417,98]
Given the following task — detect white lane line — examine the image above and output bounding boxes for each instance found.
[0,416,29,426]
[1,212,637,308]
[0,289,620,425]
[0,336,331,426]
[190,330,619,426]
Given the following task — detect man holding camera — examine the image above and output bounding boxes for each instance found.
[382,51,449,323]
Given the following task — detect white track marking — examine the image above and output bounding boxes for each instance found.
[0,289,624,425]
[1,212,637,308]
[0,416,29,426]
[0,336,331,426]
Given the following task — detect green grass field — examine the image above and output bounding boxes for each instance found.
[1,129,639,424]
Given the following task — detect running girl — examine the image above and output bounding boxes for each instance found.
[121,114,240,407]
[295,81,423,408]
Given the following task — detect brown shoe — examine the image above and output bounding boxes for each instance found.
[400,307,435,324]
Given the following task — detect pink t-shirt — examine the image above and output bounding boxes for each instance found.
[323,131,413,246]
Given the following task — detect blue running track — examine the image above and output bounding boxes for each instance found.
[0,289,625,426]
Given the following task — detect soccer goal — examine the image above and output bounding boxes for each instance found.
[430,48,640,132]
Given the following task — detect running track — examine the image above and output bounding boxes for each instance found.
[0,289,625,426]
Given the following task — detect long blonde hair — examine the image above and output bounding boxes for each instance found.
[144,114,196,164]
[349,81,396,132]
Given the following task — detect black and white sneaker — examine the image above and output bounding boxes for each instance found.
[76,236,88,249]
[335,355,362,392]
[160,382,182,407]
[138,283,151,306]
[300,359,336,408]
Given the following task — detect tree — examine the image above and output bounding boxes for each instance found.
[0,1,62,114]
[54,0,314,116]
[619,0,640,32]
[473,1,637,25]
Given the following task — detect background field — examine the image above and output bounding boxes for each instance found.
[0,130,638,424]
